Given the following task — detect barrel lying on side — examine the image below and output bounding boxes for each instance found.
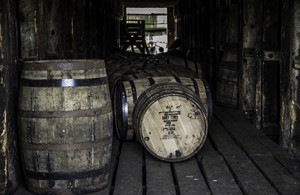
[18,60,112,194]
[113,76,212,141]
[133,83,208,162]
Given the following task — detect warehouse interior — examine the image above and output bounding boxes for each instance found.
[1,0,300,194]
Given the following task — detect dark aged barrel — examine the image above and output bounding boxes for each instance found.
[133,83,208,162]
[113,76,212,141]
[18,60,113,194]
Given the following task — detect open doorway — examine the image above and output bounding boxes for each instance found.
[121,7,169,54]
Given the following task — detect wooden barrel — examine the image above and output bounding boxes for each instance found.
[133,83,208,162]
[18,60,113,194]
[216,46,239,108]
[113,76,212,141]
[216,65,238,108]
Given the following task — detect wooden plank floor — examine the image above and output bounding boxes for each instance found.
[14,106,300,195]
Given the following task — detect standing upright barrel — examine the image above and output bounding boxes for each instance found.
[18,60,113,194]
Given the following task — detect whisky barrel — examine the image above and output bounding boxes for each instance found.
[113,76,212,141]
[18,60,113,194]
[133,83,208,162]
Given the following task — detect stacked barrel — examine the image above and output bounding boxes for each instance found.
[106,52,212,162]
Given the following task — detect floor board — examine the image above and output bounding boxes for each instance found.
[14,106,300,195]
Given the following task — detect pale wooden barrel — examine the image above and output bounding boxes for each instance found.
[18,60,113,194]
[133,83,208,162]
[113,76,212,141]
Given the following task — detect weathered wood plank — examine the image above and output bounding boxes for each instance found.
[72,0,86,59]
[250,154,300,195]
[173,158,210,195]
[214,106,265,136]
[44,0,62,58]
[214,107,272,155]
[19,0,39,59]
[201,154,242,195]
[96,138,121,195]
[0,0,20,193]
[145,153,176,195]
[256,136,300,180]
[113,142,143,195]
[197,138,218,156]
[224,155,277,194]
[209,118,245,155]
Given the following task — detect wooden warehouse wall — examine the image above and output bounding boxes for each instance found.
[175,0,300,156]
[175,0,242,105]
[19,0,122,60]
[0,0,123,193]
[0,0,20,194]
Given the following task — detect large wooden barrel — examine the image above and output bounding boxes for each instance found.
[133,83,208,162]
[18,60,113,194]
[113,76,212,141]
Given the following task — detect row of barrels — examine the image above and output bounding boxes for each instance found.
[106,52,212,161]
[17,53,212,194]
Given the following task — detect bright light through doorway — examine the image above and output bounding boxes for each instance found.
[127,7,168,54]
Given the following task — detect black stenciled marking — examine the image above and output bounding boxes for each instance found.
[20,77,107,87]
[159,109,181,138]
[175,150,182,158]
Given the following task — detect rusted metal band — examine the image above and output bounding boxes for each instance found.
[21,137,112,151]
[20,77,108,87]
[28,181,108,195]
[25,166,108,180]
[19,106,112,118]
[22,60,105,71]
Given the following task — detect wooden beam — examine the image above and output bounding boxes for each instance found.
[123,0,178,7]
[0,0,20,194]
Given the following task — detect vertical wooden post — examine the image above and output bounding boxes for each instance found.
[0,0,20,193]
[290,0,300,156]
[242,0,259,120]
[254,0,281,141]
[254,0,263,130]
[167,7,175,48]
[280,0,292,149]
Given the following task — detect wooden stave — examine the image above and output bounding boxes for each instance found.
[132,83,208,162]
[113,76,212,141]
[18,60,113,194]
